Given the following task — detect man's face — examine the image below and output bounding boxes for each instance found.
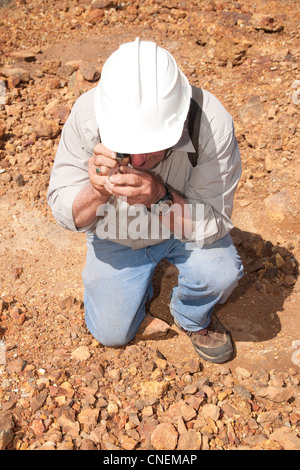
[130,150,166,170]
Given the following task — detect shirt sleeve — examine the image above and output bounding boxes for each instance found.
[47,93,99,232]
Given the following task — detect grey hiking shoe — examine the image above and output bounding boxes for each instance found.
[174,316,234,364]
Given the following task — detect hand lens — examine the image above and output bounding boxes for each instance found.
[108,153,130,181]
[116,153,130,162]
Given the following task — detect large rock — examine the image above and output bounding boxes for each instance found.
[240,96,265,124]
[77,408,99,433]
[87,8,105,21]
[151,423,178,450]
[0,429,14,450]
[251,14,284,33]
[57,409,80,437]
[166,400,197,422]
[136,315,170,339]
[177,429,202,450]
[255,385,295,403]
[90,0,117,9]
[68,70,85,93]
[0,120,5,140]
[30,390,48,413]
[1,67,31,83]
[71,345,91,361]
[48,104,70,124]
[0,411,14,450]
[140,380,168,398]
[10,51,36,62]
[79,62,100,82]
[200,404,221,422]
[35,118,60,139]
[269,427,300,450]
[264,191,291,221]
[41,59,61,75]
[214,39,252,66]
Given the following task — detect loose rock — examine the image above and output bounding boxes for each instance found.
[1,67,31,83]
[71,346,91,361]
[151,423,178,450]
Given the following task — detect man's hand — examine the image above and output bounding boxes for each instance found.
[104,166,193,239]
[104,165,166,208]
[88,143,130,196]
[73,143,130,228]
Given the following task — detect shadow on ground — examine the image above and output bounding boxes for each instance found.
[146,227,299,345]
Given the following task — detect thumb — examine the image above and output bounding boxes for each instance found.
[119,165,142,175]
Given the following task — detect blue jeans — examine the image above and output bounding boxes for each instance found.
[82,233,243,347]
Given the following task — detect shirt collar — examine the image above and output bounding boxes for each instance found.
[171,127,196,153]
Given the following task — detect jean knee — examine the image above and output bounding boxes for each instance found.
[179,259,243,302]
[86,316,132,347]
[212,260,243,301]
[211,255,243,289]
[84,298,133,347]
[91,328,130,348]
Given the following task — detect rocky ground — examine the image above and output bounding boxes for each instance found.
[0,0,299,451]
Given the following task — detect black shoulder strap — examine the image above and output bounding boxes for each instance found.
[187,86,203,167]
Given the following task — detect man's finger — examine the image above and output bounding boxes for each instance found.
[109,172,142,186]
[105,183,138,198]
[93,143,116,159]
[92,154,118,169]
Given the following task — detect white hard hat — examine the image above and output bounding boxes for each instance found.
[94,38,191,154]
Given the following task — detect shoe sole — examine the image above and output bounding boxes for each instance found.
[192,336,234,364]
[192,344,234,364]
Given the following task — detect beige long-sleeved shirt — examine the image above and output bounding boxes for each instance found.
[47,86,242,249]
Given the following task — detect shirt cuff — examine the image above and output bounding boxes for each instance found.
[48,185,99,233]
